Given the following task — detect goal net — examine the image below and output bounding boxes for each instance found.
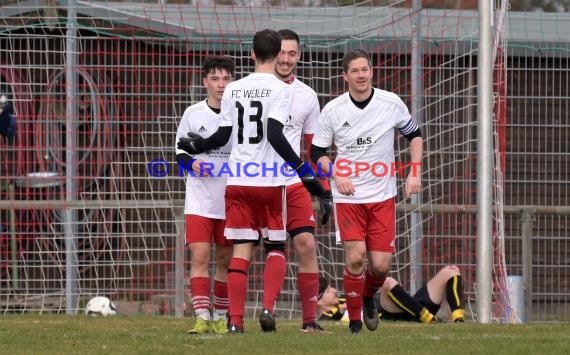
[0,0,511,322]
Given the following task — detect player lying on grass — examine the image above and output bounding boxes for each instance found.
[317,266,465,324]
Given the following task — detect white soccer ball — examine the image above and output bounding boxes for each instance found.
[84,296,117,316]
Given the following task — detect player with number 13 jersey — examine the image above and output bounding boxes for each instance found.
[219,72,292,187]
[176,30,324,333]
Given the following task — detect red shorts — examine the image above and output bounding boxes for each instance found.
[224,185,286,241]
[185,214,232,246]
[285,182,316,234]
[334,198,396,252]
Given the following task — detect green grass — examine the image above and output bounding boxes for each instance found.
[0,315,569,355]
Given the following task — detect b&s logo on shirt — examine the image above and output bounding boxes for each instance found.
[346,136,373,153]
[207,148,231,159]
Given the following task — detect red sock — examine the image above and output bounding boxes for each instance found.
[363,267,386,299]
[227,258,250,326]
[213,279,228,312]
[343,268,365,322]
[298,272,319,324]
[190,276,210,316]
[263,251,286,312]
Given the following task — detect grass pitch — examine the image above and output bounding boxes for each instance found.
[0,314,569,355]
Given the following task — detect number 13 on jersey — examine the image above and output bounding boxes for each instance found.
[236,100,263,145]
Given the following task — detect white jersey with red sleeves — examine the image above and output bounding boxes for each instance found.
[175,100,232,218]
[312,88,415,203]
[219,72,293,187]
[282,76,320,186]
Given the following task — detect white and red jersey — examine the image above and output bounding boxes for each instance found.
[282,76,320,186]
[219,72,292,187]
[176,100,232,218]
[313,88,415,203]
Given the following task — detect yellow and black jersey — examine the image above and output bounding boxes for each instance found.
[318,294,346,321]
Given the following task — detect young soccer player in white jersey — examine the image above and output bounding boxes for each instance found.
[274,29,332,333]
[310,49,423,334]
[175,56,235,334]
[178,29,324,334]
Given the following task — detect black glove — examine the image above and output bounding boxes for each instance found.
[319,190,333,225]
[296,163,324,197]
[177,132,204,155]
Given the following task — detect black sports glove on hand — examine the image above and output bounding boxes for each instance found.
[177,132,204,155]
[295,163,325,197]
[319,190,333,225]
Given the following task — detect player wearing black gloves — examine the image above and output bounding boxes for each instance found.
[318,190,333,225]
[179,29,323,334]
[178,123,324,197]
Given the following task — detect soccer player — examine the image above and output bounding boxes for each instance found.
[378,265,465,323]
[175,56,235,334]
[178,29,324,334]
[275,29,332,333]
[310,49,423,333]
[316,276,347,323]
[317,267,465,323]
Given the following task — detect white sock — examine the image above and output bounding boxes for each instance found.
[195,308,210,320]
[213,309,227,321]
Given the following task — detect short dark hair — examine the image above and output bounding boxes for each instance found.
[202,56,235,78]
[277,29,300,44]
[342,49,372,72]
[253,29,282,63]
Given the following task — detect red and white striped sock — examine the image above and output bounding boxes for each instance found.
[190,276,210,320]
[212,279,228,321]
